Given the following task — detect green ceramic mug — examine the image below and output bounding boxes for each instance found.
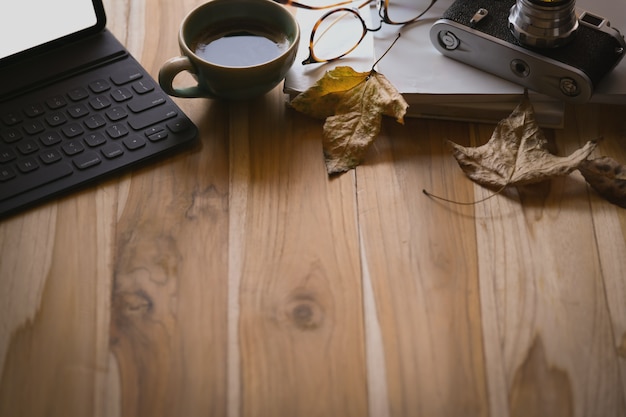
[159,0,300,100]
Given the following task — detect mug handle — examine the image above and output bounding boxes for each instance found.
[158,56,215,99]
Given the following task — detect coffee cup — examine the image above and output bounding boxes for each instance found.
[158,0,300,100]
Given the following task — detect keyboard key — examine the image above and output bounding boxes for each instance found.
[106,124,129,139]
[0,166,16,182]
[84,114,107,129]
[2,112,22,126]
[144,126,163,136]
[128,94,166,113]
[67,103,90,118]
[40,149,63,164]
[17,157,39,173]
[73,152,101,170]
[111,87,133,102]
[24,120,45,135]
[84,132,107,147]
[0,162,73,202]
[40,131,63,146]
[101,143,124,159]
[68,87,89,101]
[0,148,16,163]
[1,128,23,143]
[62,123,84,138]
[106,106,127,121]
[89,79,111,93]
[61,139,84,156]
[128,105,177,130]
[132,80,154,94]
[147,130,168,142]
[167,117,193,133]
[123,135,146,150]
[17,139,39,155]
[46,95,67,109]
[89,96,111,110]
[24,103,45,117]
[46,112,67,127]
[111,68,143,85]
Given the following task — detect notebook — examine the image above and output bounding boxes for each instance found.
[0,0,198,218]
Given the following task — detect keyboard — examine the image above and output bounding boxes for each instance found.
[0,57,198,218]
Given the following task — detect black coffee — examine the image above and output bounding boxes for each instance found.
[192,22,289,67]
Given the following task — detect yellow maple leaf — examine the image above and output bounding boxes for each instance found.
[291,66,408,175]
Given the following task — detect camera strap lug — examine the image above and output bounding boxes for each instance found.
[470,8,488,27]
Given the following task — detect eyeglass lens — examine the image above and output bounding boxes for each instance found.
[310,9,367,62]
[308,0,437,63]
[383,0,435,24]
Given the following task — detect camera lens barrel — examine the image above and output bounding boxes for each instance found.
[508,0,579,48]
[528,0,571,6]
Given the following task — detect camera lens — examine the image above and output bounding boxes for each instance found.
[528,0,570,5]
[508,0,578,48]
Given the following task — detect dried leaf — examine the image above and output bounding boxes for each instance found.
[449,96,597,188]
[291,66,408,174]
[290,66,368,119]
[579,156,626,208]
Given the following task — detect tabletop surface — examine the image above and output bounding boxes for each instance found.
[1,1,626,416]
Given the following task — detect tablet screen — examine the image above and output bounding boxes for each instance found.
[0,0,104,61]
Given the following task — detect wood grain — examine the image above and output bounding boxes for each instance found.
[231,97,367,417]
[473,106,626,417]
[1,0,626,416]
[357,118,488,417]
[1,188,116,417]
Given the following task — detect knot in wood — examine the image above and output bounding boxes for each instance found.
[114,290,153,317]
[285,296,324,331]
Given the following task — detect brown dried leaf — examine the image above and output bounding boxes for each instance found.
[579,156,626,208]
[291,66,408,174]
[449,96,597,188]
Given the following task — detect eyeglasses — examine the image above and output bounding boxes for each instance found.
[275,0,438,64]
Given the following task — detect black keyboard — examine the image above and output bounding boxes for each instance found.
[0,57,198,218]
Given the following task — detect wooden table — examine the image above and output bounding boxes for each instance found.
[2,1,626,416]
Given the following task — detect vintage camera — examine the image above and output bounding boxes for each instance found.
[429,0,626,102]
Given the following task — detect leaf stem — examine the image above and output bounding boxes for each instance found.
[371,33,401,71]
[422,183,508,205]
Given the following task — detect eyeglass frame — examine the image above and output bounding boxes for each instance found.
[274,0,438,64]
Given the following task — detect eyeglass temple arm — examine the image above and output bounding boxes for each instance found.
[273,0,357,10]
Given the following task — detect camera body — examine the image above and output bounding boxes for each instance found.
[429,0,626,102]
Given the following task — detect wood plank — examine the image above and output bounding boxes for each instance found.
[473,103,626,417]
[357,117,489,417]
[108,92,230,417]
[0,1,137,415]
[232,93,368,417]
[0,187,116,417]
[103,1,232,416]
[570,103,626,405]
